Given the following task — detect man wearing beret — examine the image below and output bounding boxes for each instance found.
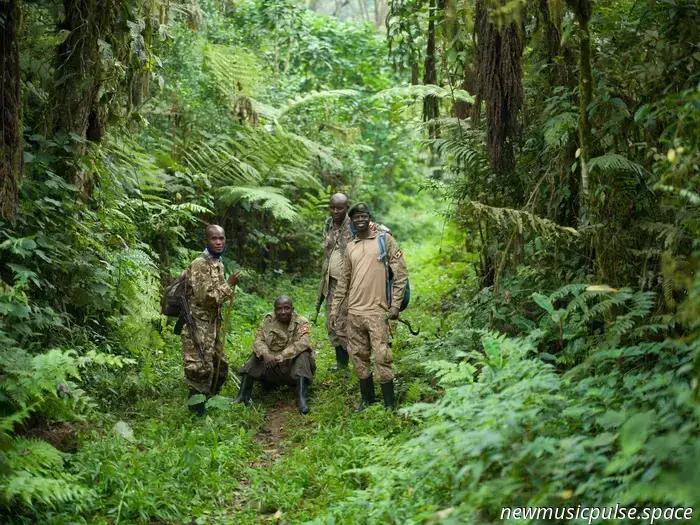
[330,202,408,410]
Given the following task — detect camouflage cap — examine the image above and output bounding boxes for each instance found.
[348,202,372,216]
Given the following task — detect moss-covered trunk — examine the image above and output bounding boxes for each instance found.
[0,0,23,221]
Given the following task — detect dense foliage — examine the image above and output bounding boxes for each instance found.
[0,0,698,522]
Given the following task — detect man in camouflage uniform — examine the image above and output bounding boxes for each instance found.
[317,194,392,371]
[330,202,408,410]
[236,296,315,414]
[317,193,353,370]
[182,225,240,415]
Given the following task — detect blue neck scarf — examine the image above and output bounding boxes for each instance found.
[206,246,224,259]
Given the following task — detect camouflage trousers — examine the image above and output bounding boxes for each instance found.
[240,350,316,385]
[181,321,228,395]
[326,278,347,349]
[347,313,394,382]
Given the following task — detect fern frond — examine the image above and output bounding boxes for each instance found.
[2,470,94,508]
[549,283,588,302]
[8,438,64,473]
[589,153,649,177]
[370,85,474,104]
[543,112,577,152]
[203,43,262,102]
[462,201,580,240]
[277,89,361,118]
[217,186,297,221]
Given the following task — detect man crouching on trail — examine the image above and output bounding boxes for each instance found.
[330,203,408,410]
[236,297,315,414]
[183,225,240,415]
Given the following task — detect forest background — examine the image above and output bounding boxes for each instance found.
[0,0,698,523]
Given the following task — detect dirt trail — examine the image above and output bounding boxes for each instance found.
[251,398,296,466]
[229,398,299,515]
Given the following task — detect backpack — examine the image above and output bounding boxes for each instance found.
[378,232,410,311]
[161,270,188,317]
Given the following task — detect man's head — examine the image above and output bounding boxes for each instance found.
[205,225,226,255]
[274,296,294,324]
[348,202,371,233]
[329,193,349,224]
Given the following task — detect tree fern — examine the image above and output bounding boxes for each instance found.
[218,186,298,221]
[370,85,474,104]
[277,89,361,119]
[203,44,262,103]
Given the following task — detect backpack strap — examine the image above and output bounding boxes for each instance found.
[377,232,393,307]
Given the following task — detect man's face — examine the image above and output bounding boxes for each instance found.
[351,212,371,232]
[274,300,294,324]
[329,198,348,223]
[206,228,226,254]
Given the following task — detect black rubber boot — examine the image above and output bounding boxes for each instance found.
[235,374,254,404]
[331,346,350,371]
[356,374,375,412]
[297,377,310,415]
[188,388,205,416]
[380,380,395,410]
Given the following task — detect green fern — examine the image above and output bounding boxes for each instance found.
[203,43,262,103]
[589,153,649,178]
[370,85,474,104]
[463,201,580,241]
[277,89,361,118]
[217,186,298,221]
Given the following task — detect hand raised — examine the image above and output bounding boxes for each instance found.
[228,269,241,287]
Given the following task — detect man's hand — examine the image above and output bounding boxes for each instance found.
[329,313,337,330]
[388,306,400,321]
[262,352,280,369]
[228,269,241,287]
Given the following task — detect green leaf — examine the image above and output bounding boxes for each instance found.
[113,421,135,442]
[532,293,554,315]
[206,396,233,410]
[187,394,207,406]
[620,411,655,455]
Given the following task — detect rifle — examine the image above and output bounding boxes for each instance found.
[178,295,206,361]
[312,294,324,325]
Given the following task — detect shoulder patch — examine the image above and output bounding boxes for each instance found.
[394,250,403,259]
[298,325,310,335]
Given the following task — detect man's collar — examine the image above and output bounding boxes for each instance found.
[353,231,378,242]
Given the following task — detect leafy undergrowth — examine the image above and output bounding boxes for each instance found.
[6,210,467,524]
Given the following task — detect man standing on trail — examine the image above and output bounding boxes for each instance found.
[330,202,408,410]
[236,296,315,415]
[182,225,240,415]
[317,193,353,371]
[317,194,393,371]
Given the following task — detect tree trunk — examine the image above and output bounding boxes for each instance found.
[566,0,593,220]
[423,0,440,138]
[0,0,23,222]
[52,0,116,195]
[474,0,524,176]
[373,0,387,29]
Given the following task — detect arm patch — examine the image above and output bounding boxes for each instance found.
[298,326,310,335]
[394,250,403,259]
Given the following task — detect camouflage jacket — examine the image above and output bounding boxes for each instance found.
[318,215,393,300]
[186,250,232,323]
[252,312,312,361]
[318,215,354,299]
